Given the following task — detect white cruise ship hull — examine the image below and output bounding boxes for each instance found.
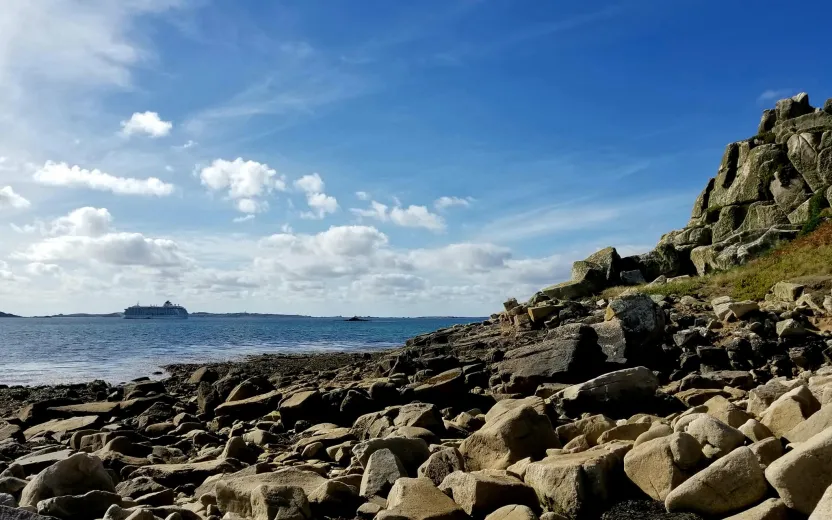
[124,314,188,320]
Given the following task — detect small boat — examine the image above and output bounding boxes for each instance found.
[124,300,189,319]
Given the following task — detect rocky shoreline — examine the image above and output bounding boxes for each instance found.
[4,93,832,519]
[3,278,832,519]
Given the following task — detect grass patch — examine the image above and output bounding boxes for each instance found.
[800,192,829,236]
[603,220,832,301]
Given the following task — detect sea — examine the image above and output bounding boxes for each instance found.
[0,316,481,387]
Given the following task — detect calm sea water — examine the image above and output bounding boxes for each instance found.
[0,316,479,386]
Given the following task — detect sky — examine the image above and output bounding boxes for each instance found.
[1,0,831,317]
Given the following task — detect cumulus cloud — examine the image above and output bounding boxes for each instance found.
[50,207,112,236]
[120,111,173,137]
[33,161,175,196]
[0,186,31,209]
[233,214,256,223]
[200,158,285,214]
[294,173,325,194]
[16,233,188,267]
[434,196,472,210]
[351,201,446,231]
[390,205,445,231]
[236,198,269,214]
[256,225,391,279]
[294,173,338,219]
[410,243,512,273]
[355,191,371,201]
[25,262,63,276]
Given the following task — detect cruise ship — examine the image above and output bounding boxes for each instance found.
[123,301,189,319]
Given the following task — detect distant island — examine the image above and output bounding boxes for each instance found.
[189,312,312,318]
[345,316,370,322]
[0,311,20,318]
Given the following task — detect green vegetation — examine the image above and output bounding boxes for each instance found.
[800,191,829,236]
[603,220,832,301]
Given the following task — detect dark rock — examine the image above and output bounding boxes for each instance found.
[495,324,606,394]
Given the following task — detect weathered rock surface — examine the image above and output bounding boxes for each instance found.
[460,405,560,471]
[665,447,767,516]
[19,453,114,508]
[377,478,467,520]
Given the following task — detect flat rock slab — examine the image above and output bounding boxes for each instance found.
[14,449,74,474]
[48,402,120,416]
[24,416,100,440]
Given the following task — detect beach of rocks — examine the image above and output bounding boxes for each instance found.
[2,277,832,519]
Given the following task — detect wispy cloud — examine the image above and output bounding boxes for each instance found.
[430,5,625,65]
[184,44,373,134]
[758,89,793,104]
[475,192,694,244]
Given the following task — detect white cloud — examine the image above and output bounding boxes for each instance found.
[0,186,31,209]
[176,139,197,149]
[50,207,112,237]
[758,89,793,103]
[351,201,388,221]
[201,158,284,198]
[16,233,188,267]
[351,200,445,231]
[435,196,472,210]
[294,173,325,194]
[25,262,63,277]
[294,172,338,219]
[33,161,175,196]
[120,111,172,137]
[390,205,445,231]
[236,198,268,214]
[233,215,256,223]
[410,243,512,273]
[302,192,339,219]
[356,191,371,201]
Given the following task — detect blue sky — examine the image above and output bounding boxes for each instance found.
[0,0,830,316]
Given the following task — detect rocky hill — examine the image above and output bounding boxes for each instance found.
[542,92,832,302]
[4,94,832,520]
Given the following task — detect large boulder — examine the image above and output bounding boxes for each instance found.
[129,458,243,488]
[280,390,323,427]
[218,482,311,520]
[352,403,444,440]
[709,144,783,208]
[214,468,326,517]
[36,490,123,519]
[460,405,560,471]
[483,505,538,520]
[665,447,767,516]
[557,367,660,418]
[810,484,832,520]
[417,448,465,487]
[495,324,606,394]
[19,453,114,508]
[623,433,702,501]
[353,438,430,475]
[524,442,631,518]
[603,295,665,363]
[439,470,538,518]
[722,498,788,520]
[784,404,832,443]
[359,448,406,498]
[23,416,100,440]
[376,478,467,520]
[760,385,820,438]
[677,414,745,459]
[765,427,832,514]
[213,390,281,420]
[788,132,824,191]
